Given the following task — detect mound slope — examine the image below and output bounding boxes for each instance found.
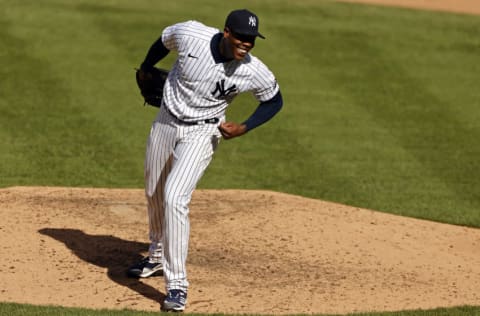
[0,186,479,314]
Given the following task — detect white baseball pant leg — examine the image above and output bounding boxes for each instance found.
[145,106,221,291]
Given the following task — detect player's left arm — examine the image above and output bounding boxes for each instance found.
[218,90,283,139]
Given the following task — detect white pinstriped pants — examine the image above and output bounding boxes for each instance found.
[144,105,222,292]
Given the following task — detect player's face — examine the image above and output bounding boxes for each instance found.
[224,28,255,60]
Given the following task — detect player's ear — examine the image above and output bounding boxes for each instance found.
[224,27,231,38]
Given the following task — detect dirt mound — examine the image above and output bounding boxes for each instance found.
[1,186,479,314]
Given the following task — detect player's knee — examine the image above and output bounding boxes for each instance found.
[163,192,190,216]
[163,193,177,209]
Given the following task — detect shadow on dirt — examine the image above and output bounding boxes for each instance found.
[38,228,164,304]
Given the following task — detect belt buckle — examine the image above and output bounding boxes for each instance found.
[205,118,218,124]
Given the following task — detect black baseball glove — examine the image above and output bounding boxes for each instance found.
[135,67,169,107]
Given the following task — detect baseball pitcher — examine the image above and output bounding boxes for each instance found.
[129,9,283,312]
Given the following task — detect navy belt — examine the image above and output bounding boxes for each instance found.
[166,107,219,125]
[180,117,219,125]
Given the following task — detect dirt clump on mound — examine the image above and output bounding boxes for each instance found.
[1,186,479,314]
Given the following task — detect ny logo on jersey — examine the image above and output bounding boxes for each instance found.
[211,79,238,98]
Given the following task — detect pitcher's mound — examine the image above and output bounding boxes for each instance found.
[1,186,479,314]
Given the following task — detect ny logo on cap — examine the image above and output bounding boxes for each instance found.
[248,16,256,27]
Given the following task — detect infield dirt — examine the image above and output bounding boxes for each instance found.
[2,0,480,314]
[1,186,480,314]
[337,0,480,15]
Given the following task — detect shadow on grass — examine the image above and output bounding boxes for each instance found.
[38,228,164,306]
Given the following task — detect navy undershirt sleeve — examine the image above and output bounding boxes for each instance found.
[140,36,170,70]
[242,91,283,132]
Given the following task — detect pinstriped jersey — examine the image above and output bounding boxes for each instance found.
[161,20,279,122]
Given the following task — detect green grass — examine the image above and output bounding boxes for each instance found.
[1,1,480,314]
[1,302,480,316]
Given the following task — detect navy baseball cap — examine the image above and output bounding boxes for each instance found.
[225,9,265,39]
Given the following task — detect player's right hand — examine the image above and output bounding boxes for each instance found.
[218,122,247,140]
